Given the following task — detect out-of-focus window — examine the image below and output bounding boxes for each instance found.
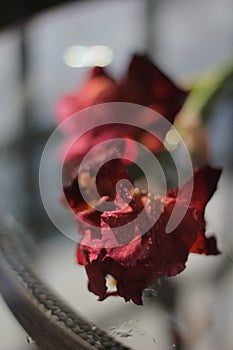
[25,0,146,129]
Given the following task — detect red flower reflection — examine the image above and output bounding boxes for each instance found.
[64,163,221,305]
[56,54,188,170]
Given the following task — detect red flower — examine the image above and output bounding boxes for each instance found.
[59,54,220,305]
[56,54,188,171]
[64,162,221,305]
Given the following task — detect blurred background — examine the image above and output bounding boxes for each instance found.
[0,0,233,349]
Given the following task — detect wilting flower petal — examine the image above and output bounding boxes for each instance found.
[66,163,221,304]
[180,165,222,214]
[121,54,188,124]
[189,228,220,255]
[180,165,222,255]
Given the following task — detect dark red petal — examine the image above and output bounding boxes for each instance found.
[85,256,125,301]
[77,196,203,304]
[86,262,107,299]
[75,166,221,304]
[190,227,221,255]
[105,236,143,263]
[122,54,188,123]
[101,210,139,246]
[116,266,150,305]
[148,200,200,277]
[103,199,199,301]
[103,256,153,304]
[180,165,222,214]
